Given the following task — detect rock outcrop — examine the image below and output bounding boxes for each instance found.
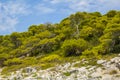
[0,54,120,80]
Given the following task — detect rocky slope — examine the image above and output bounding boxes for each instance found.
[0,54,120,80]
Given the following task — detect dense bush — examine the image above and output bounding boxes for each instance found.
[61,39,88,56]
[40,54,61,62]
[0,10,120,70]
[4,58,23,66]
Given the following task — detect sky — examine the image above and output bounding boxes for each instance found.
[0,0,120,35]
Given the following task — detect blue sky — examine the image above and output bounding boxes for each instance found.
[0,0,120,35]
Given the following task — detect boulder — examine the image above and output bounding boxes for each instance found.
[23,67,37,73]
[97,60,106,64]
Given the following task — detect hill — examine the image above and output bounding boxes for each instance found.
[0,10,120,74]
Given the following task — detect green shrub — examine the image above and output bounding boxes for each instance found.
[23,57,37,66]
[109,70,118,75]
[4,58,23,66]
[63,72,71,76]
[82,49,98,57]
[61,39,88,56]
[2,57,38,74]
[1,65,24,75]
[0,53,10,66]
[40,54,61,62]
[0,53,10,59]
[40,63,54,70]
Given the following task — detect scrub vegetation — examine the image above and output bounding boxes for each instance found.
[0,10,120,74]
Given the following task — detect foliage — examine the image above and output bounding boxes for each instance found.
[109,70,118,75]
[4,58,23,66]
[40,54,61,62]
[63,72,71,76]
[0,10,120,73]
[22,57,38,66]
[61,39,88,56]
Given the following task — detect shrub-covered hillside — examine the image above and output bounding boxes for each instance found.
[0,10,120,72]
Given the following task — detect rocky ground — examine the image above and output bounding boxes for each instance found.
[0,54,120,80]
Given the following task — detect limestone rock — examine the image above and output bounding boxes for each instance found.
[0,56,120,80]
[97,60,106,64]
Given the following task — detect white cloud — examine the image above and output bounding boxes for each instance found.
[0,16,18,31]
[0,1,29,33]
[3,1,29,15]
[97,0,120,12]
[49,0,68,4]
[50,0,61,4]
[69,0,89,11]
[44,0,120,13]
[34,4,55,14]
[69,0,120,13]
[43,0,68,4]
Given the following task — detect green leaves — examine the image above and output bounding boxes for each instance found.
[4,58,22,66]
[61,39,88,56]
[105,10,117,17]
[80,26,95,40]
[1,10,120,70]
[36,30,52,39]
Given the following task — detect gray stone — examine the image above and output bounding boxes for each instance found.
[0,56,120,80]
[23,67,37,73]
[97,60,106,64]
